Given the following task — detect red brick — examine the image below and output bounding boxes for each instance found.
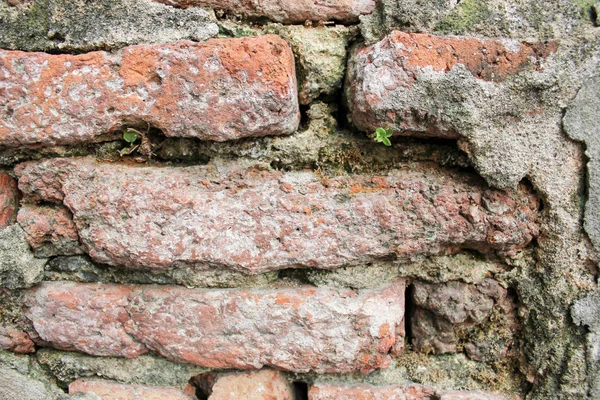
[0,173,18,229]
[411,279,517,360]
[0,35,299,149]
[195,369,295,400]
[25,281,406,373]
[0,326,35,353]
[69,379,195,400]
[308,383,436,399]
[17,204,83,257]
[345,31,557,138]
[308,384,515,400]
[16,157,540,273]
[154,0,375,23]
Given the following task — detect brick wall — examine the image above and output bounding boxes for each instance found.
[0,0,599,399]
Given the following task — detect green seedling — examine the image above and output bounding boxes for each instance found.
[373,126,393,146]
[119,128,141,156]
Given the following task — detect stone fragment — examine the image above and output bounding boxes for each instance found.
[0,35,299,149]
[0,0,218,52]
[0,365,60,400]
[411,279,517,361]
[69,379,195,399]
[153,0,375,23]
[563,73,600,250]
[0,225,46,289]
[16,157,540,273]
[25,281,406,373]
[195,369,294,400]
[308,383,436,399]
[17,204,83,257]
[572,287,600,400]
[264,24,355,104]
[0,326,35,353]
[345,31,557,138]
[0,172,19,229]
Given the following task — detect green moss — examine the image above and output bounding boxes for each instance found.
[0,0,52,51]
[435,0,492,34]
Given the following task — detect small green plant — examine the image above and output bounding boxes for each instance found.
[373,126,393,146]
[118,128,141,156]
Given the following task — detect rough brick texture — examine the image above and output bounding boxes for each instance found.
[0,172,18,229]
[195,369,295,400]
[16,157,540,273]
[411,279,517,361]
[69,379,195,399]
[308,384,513,400]
[0,35,299,149]
[0,326,35,353]
[17,204,83,257]
[154,0,375,23]
[25,281,406,373]
[345,31,557,138]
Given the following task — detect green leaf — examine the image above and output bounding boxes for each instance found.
[384,127,393,137]
[123,128,140,144]
[382,137,392,146]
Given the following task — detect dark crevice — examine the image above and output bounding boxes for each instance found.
[292,381,309,400]
[405,283,415,348]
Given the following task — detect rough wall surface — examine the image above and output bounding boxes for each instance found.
[0,0,598,399]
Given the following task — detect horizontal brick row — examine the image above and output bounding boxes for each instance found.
[69,379,195,399]
[345,31,557,138]
[154,0,375,23]
[24,281,406,373]
[0,35,299,149]
[16,157,540,273]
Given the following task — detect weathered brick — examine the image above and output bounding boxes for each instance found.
[25,281,406,373]
[154,0,375,23]
[411,279,517,361]
[0,35,299,149]
[16,157,539,273]
[0,172,18,229]
[69,379,195,399]
[308,383,436,399]
[0,326,35,353]
[345,31,557,138]
[17,204,83,257]
[308,384,514,400]
[193,369,295,400]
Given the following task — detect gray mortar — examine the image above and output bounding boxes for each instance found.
[37,349,208,389]
[0,0,219,52]
[564,73,600,251]
[0,225,46,289]
[573,288,600,400]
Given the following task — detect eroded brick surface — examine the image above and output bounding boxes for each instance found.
[25,281,406,373]
[154,0,375,23]
[0,35,299,149]
[346,31,557,138]
[0,326,35,353]
[69,379,195,399]
[16,157,540,273]
[196,369,295,400]
[17,204,83,257]
[411,279,517,361]
[308,383,436,399]
[0,173,18,229]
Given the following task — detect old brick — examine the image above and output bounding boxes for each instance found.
[0,35,299,149]
[17,204,83,257]
[0,326,35,353]
[308,383,437,399]
[0,172,18,229]
[345,31,557,138]
[25,281,405,373]
[154,0,375,23]
[308,384,514,400]
[411,279,517,361]
[16,157,539,273]
[195,369,294,400]
[69,379,195,399]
